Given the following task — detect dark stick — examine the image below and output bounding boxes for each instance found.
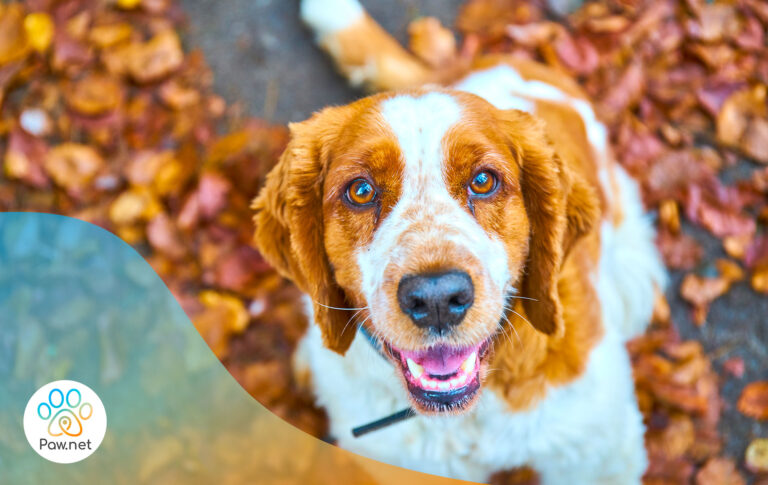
[351,407,416,437]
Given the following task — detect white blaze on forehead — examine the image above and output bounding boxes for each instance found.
[356,92,510,309]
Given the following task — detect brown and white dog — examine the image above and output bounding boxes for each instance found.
[252,1,666,483]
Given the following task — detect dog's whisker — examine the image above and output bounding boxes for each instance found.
[496,319,517,350]
[500,314,522,349]
[508,308,534,331]
[507,319,523,348]
[342,308,367,336]
[314,301,369,311]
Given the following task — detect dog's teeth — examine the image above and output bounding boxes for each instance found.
[457,373,467,385]
[461,352,477,374]
[407,358,424,378]
[450,378,459,387]
[420,377,430,388]
[438,381,450,390]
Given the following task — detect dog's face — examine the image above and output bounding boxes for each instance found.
[253,89,597,414]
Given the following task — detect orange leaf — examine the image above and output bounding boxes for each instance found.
[738,381,768,420]
[695,457,745,485]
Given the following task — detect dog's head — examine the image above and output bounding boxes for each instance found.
[253,89,598,413]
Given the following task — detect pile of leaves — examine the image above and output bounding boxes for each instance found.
[451,0,768,483]
[0,0,325,437]
[1,0,767,483]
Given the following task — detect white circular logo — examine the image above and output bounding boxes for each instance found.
[23,380,107,463]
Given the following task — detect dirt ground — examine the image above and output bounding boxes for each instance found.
[178,0,767,469]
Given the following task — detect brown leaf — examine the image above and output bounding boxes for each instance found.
[4,127,49,187]
[715,259,744,283]
[599,62,644,121]
[65,73,123,116]
[738,381,768,420]
[752,264,768,294]
[554,33,598,75]
[742,117,768,163]
[0,4,30,65]
[147,213,186,260]
[717,85,767,150]
[695,457,745,485]
[657,229,703,270]
[696,200,756,238]
[659,199,681,233]
[128,30,184,83]
[44,143,104,193]
[687,4,740,43]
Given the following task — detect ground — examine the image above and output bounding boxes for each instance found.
[177,0,766,472]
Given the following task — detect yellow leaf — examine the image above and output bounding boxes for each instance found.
[23,13,54,53]
[117,0,142,10]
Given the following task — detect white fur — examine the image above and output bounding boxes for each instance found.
[454,65,607,155]
[597,165,667,340]
[356,93,511,348]
[300,0,364,39]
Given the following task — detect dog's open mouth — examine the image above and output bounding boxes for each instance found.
[386,340,490,412]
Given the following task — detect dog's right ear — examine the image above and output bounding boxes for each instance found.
[252,107,358,355]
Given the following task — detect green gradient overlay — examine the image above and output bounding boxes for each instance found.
[0,213,468,485]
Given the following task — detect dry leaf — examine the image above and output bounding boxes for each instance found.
[65,74,123,116]
[128,30,184,83]
[745,438,768,474]
[23,12,54,53]
[695,457,745,485]
[738,381,768,420]
[44,143,103,193]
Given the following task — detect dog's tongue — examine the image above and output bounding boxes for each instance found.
[399,344,478,375]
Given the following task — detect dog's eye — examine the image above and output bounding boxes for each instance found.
[346,178,377,206]
[469,171,497,196]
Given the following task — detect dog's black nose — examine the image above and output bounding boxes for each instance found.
[397,271,474,335]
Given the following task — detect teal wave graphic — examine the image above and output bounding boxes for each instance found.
[0,213,468,485]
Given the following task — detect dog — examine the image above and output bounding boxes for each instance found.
[251,0,667,482]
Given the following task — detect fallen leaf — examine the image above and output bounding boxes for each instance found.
[716,259,744,283]
[65,73,123,116]
[722,357,745,379]
[44,143,103,193]
[23,12,54,53]
[0,4,30,66]
[128,30,184,83]
[751,264,768,294]
[657,229,703,270]
[738,381,768,420]
[695,457,745,485]
[745,438,768,474]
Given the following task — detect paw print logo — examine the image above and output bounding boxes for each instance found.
[37,388,93,437]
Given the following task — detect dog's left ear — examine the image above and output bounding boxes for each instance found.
[500,109,600,338]
[252,107,357,355]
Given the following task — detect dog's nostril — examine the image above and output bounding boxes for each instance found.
[397,271,475,334]
[448,294,469,310]
[409,297,427,314]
